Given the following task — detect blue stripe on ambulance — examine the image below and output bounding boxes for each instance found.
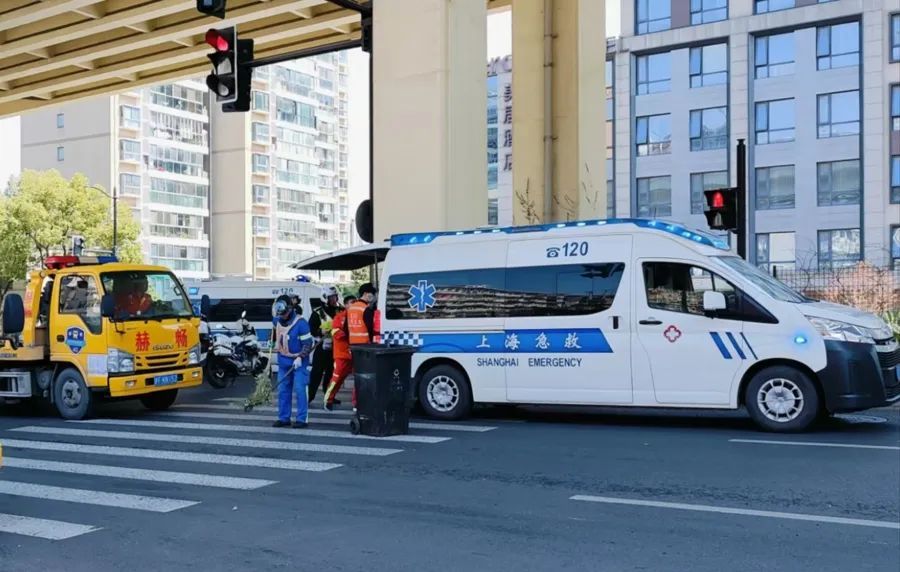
[709,332,732,359]
[739,333,758,360]
[710,331,755,361]
[383,329,612,354]
[725,332,746,360]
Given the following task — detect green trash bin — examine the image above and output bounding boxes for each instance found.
[349,344,417,437]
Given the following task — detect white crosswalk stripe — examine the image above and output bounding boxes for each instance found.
[76,418,452,444]
[190,402,355,417]
[167,408,497,433]
[1,456,277,490]
[0,481,198,513]
[0,513,100,540]
[1,438,342,472]
[12,426,403,457]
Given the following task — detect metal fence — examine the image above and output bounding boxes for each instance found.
[773,265,900,314]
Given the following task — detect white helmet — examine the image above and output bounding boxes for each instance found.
[321,285,339,303]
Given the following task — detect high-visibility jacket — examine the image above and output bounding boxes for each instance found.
[346,301,371,345]
[373,308,382,343]
[331,310,351,360]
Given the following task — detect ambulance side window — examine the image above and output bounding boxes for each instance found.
[643,262,738,317]
[58,274,102,334]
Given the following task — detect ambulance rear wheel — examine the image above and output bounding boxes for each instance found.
[141,389,178,411]
[54,369,93,420]
[745,366,820,433]
[418,365,472,421]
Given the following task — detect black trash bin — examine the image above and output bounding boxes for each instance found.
[350,344,417,437]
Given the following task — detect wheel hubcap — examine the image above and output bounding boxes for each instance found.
[757,378,804,422]
[427,376,459,412]
[61,379,82,408]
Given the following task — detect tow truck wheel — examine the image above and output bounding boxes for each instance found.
[54,368,93,420]
[140,389,178,411]
[745,366,820,433]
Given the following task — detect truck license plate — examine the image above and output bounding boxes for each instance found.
[154,374,179,386]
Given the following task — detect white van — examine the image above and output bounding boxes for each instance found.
[296,219,899,432]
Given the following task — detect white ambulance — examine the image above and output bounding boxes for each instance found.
[296,219,899,432]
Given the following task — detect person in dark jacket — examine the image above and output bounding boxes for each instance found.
[307,285,341,404]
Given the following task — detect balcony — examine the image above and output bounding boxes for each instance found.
[148,225,207,241]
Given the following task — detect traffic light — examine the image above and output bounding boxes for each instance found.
[703,188,737,231]
[196,0,226,19]
[204,27,253,112]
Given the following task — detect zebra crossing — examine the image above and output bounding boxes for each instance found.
[0,400,498,541]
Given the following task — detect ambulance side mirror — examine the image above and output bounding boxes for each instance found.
[703,291,727,317]
[1,293,25,335]
[100,294,116,319]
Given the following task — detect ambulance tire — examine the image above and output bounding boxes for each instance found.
[745,366,820,433]
[140,389,178,411]
[418,364,472,421]
[54,368,93,420]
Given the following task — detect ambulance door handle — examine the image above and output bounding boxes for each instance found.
[56,335,65,342]
[612,316,620,329]
[639,318,662,326]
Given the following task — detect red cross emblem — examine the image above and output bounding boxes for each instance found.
[664,325,682,343]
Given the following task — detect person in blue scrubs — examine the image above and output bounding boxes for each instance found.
[271,296,313,428]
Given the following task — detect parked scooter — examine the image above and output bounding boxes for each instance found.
[205,311,268,389]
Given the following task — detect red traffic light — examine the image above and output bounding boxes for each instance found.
[205,28,229,52]
[710,191,725,209]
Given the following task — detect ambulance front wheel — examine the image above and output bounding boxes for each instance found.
[418,364,472,421]
[54,368,93,420]
[745,366,820,433]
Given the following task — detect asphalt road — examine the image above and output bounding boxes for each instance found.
[0,382,898,572]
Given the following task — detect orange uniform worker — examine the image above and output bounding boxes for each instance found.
[324,283,377,411]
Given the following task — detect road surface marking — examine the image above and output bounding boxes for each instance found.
[13,426,402,457]
[1,438,342,472]
[1,455,277,490]
[76,418,451,444]
[209,400,355,416]
[172,406,497,433]
[0,513,100,540]
[0,481,198,513]
[730,438,900,451]
[570,495,900,530]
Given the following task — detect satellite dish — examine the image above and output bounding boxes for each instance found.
[355,199,373,243]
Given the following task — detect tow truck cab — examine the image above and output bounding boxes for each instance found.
[0,255,208,419]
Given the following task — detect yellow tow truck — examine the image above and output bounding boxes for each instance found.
[0,255,207,419]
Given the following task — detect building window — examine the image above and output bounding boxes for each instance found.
[488,198,499,226]
[251,122,270,143]
[690,0,727,24]
[252,91,269,112]
[636,114,671,156]
[690,44,727,88]
[120,105,141,129]
[755,32,794,79]
[755,99,795,144]
[756,165,795,210]
[817,22,860,71]
[636,52,671,95]
[252,216,270,236]
[636,176,672,217]
[690,171,728,214]
[817,90,860,138]
[890,84,899,132]
[119,139,141,162]
[756,232,796,273]
[818,229,860,268]
[256,247,271,265]
[891,226,900,268]
[636,0,671,34]
[252,185,270,204]
[754,0,793,14]
[689,107,727,151]
[817,160,860,206]
[891,14,900,62]
[275,97,316,128]
[252,153,270,173]
[891,156,900,204]
[606,180,615,218]
[119,173,142,196]
[56,113,64,128]
[56,146,64,162]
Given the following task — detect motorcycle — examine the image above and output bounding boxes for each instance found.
[205,311,268,389]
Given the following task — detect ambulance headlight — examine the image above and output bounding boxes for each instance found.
[806,317,875,344]
[188,344,200,365]
[108,348,135,373]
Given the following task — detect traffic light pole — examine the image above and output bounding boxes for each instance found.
[735,138,747,260]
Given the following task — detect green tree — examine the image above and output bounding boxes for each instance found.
[0,170,143,292]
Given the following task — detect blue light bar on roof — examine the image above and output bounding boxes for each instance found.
[390,218,730,250]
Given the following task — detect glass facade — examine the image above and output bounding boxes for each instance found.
[755,32,794,78]
[756,165,795,210]
[755,99,795,144]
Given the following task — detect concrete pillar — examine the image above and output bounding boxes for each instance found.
[372,0,487,241]
[512,0,607,225]
[209,106,253,275]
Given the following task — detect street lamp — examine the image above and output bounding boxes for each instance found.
[91,184,118,255]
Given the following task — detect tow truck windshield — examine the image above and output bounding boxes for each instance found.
[101,271,193,320]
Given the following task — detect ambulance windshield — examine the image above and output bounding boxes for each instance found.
[713,256,810,304]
